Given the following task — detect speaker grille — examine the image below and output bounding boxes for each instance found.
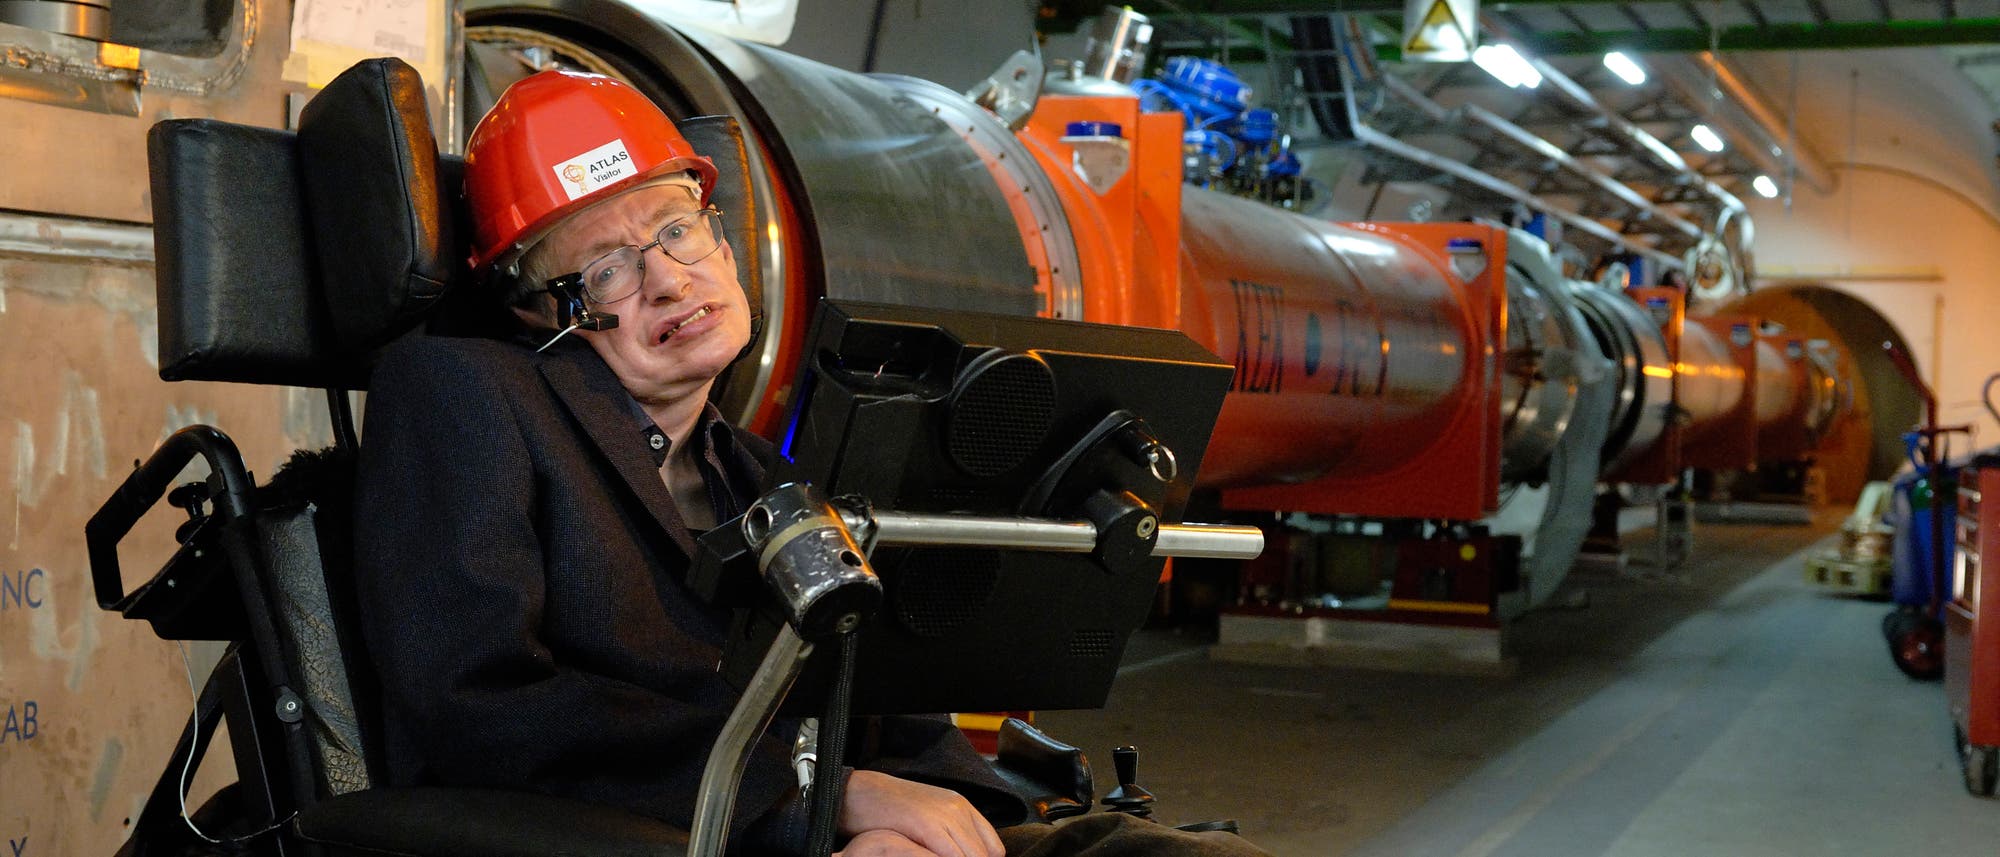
[884,548,1003,638]
[1068,629,1115,659]
[946,354,1055,478]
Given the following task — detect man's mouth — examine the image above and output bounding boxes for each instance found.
[657,305,714,343]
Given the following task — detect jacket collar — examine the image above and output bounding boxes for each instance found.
[530,334,701,559]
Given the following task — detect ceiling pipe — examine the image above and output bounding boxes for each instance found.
[1376,74,1704,241]
[1654,53,1836,196]
[1482,15,1747,216]
[1314,18,1684,269]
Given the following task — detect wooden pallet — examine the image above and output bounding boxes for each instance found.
[1803,550,1892,597]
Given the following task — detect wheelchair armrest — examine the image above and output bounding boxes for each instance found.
[295,786,688,857]
[991,718,1094,822]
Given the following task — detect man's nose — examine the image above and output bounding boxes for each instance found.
[641,247,693,302]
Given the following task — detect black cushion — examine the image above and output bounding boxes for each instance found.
[150,119,342,386]
[993,717,1093,822]
[295,787,688,857]
[298,57,459,361]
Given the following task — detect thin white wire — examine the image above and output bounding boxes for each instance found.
[174,640,296,843]
[536,322,582,353]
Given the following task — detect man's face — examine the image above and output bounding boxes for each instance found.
[535,182,751,406]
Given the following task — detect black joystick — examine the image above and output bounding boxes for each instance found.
[1101,745,1155,818]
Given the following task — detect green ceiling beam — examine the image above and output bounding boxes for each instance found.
[1049,0,1698,17]
[1522,18,2000,54]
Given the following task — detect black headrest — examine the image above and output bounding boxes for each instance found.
[151,58,459,389]
[151,119,335,386]
[297,58,460,360]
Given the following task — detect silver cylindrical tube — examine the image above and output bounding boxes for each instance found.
[870,512,1265,560]
[1152,524,1265,560]
[1083,6,1152,84]
[0,0,112,40]
[871,513,1099,552]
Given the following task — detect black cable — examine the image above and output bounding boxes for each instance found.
[860,0,893,73]
[805,632,859,856]
[325,387,357,451]
[1983,372,2000,430]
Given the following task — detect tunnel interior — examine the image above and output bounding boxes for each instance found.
[1723,283,1921,503]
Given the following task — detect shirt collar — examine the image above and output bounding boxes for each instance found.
[625,396,728,468]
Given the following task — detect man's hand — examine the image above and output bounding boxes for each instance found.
[838,769,1004,857]
[834,829,938,857]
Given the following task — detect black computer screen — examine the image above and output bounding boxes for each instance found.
[743,300,1233,714]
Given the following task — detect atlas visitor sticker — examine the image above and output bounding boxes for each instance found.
[553,138,635,201]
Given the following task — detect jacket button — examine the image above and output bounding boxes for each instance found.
[649,434,666,450]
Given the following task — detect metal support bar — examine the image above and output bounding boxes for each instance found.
[1377,74,1702,239]
[1458,99,1703,238]
[1153,523,1270,559]
[1738,1,1769,29]
[1618,4,1653,31]
[1313,17,1686,269]
[687,625,813,857]
[1481,16,1747,221]
[685,494,1262,857]
[869,512,1266,560]
[0,210,154,264]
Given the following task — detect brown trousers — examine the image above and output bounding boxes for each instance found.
[1000,814,1276,857]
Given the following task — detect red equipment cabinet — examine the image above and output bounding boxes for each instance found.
[1949,456,2000,795]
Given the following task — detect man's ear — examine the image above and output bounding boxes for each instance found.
[512,293,558,328]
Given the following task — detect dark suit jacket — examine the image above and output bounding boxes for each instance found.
[353,332,1026,853]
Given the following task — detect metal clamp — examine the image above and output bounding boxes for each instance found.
[742,483,884,640]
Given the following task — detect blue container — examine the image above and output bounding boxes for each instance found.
[1239,108,1279,145]
[1891,480,1952,611]
[1890,432,1966,614]
[1266,149,1301,178]
[1160,57,1251,112]
[1185,129,1237,172]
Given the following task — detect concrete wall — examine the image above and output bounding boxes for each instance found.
[1735,48,2000,442]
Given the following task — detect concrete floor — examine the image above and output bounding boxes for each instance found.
[1037,517,2000,855]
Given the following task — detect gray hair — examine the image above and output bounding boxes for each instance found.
[504,244,553,311]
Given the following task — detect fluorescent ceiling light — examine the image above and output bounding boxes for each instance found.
[1690,124,1725,153]
[1473,44,1542,89]
[1602,51,1646,85]
[1752,175,1779,198]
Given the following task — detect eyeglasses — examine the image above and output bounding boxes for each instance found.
[568,208,725,304]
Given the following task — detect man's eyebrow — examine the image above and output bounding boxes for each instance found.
[576,199,702,262]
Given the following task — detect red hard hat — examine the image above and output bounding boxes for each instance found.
[464,69,719,273]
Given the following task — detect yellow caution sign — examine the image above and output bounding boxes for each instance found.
[1403,0,1477,62]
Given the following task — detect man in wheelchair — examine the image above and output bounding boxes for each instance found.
[352,68,1269,857]
[355,69,1021,857]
